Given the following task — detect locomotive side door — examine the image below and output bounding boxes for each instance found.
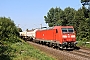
[53,29,56,42]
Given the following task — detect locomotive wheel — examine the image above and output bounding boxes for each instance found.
[48,42,52,47]
[58,44,63,50]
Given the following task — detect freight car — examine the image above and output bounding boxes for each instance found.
[19,29,38,41]
[35,26,77,49]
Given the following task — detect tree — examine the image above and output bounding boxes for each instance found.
[18,28,22,32]
[44,6,90,41]
[44,7,76,27]
[81,0,90,3]
[44,7,63,27]
[0,17,21,60]
[63,7,76,26]
[74,7,90,41]
[0,17,19,42]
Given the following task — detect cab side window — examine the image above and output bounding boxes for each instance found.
[56,29,58,33]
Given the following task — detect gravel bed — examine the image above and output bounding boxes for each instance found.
[28,41,90,60]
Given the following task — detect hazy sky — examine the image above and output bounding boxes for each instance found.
[0,0,82,31]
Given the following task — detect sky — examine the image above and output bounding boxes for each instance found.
[0,0,82,31]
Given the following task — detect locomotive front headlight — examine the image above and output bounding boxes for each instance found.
[71,35,75,38]
[62,35,67,38]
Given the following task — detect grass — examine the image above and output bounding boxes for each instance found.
[77,40,90,48]
[9,40,55,60]
[0,38,56,60]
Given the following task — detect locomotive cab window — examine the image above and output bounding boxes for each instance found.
[68,28,74,32]
[62,28,74,33]
[62,28,67,33]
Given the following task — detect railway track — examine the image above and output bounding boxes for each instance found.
[27,41,90,60]
[66,49,90,60]
[74,49,90,56]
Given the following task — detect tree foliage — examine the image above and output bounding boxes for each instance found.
[0,17,21,60]
[81,0,90,3]
[44,6,90,41]
[44,7,63,26]
[18,27,22,32]
[0,17,19,41]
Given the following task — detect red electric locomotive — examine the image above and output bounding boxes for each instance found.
[35,26,77,49]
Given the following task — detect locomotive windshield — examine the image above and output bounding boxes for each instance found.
[62,28,74,33]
